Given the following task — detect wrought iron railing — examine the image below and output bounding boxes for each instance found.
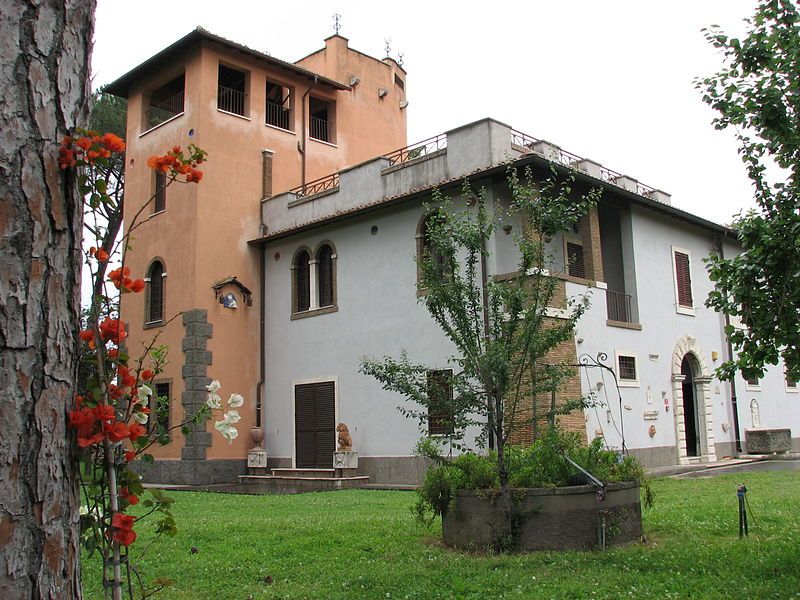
[310,115,332,142]
[218,85,246,116]
[145,90,184,130]
[383,133,447,167]
[510,129,583,169]
[606,289,633,323]
[266,101,291,130]
[512,129,658,198]
[290,173,340,199]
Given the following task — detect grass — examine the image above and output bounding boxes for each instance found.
[82,470,800,599]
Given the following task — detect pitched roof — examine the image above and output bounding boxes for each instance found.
[104,27,349,98]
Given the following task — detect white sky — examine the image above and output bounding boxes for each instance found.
[92,0,758,225]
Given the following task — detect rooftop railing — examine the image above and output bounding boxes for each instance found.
[383,133,447,167]
[512,129,657,198]
[290,173,340,200]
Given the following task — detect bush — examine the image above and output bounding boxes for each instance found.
[413,428,650,524]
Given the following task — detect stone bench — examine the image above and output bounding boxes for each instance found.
[745,428,792,454]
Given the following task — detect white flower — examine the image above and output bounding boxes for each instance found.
[79,505,89,516]
[137,384,153,404]
[223,410,241,424]
[206,393,221,410]
[227,393,244,408]
[133,412,149,425]
[206,380,221,393]
[214,420,239,443]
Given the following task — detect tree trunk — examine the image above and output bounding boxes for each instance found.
[0,1,95,598]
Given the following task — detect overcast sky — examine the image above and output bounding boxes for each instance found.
[93,0,758,225]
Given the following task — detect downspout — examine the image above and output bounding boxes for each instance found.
[256,244,265,428]
[717,237,742,453]
[299,76,318,192]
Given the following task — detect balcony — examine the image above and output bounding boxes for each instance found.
[606,290,633,323]
[145,90,184,129]
[310,115,331,143]
[218,85,246,116]
[266,101,291,130]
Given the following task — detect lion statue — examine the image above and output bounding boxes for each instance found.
[336,422,353,452]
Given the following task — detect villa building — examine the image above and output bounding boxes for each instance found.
[107,30,798,486]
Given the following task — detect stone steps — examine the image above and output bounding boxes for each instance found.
[237,473,370,494]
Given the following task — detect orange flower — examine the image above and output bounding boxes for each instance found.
[128,423,147,442]
[124,450,136,462]
[104,422,130,442]
[99,318,127,345]
[107,348,119,359]
[186,168,203,183]
[76,137,92,151]
[111,513,136,546]
[77,431,105,448]
[140,369,153,381]
[58,147,76,169]
[94,404,116,422]
[101,133,126,153]
[172,145,181,154]
[95,248,109,262]
[117,365,136,388]
[128,279,145,293]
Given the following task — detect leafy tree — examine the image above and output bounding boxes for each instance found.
[698,0,800,381]
[361,167,599,544]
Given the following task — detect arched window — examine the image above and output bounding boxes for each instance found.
[294,250,310,312]
[317,244,334,307]
[146,260,165,324]
[418,212,447,284]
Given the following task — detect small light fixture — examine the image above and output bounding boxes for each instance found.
[221,293,238,309]
[349,75,360,86]
[378,88,389,98]
[370,225,378,235]
[399,100,409,109]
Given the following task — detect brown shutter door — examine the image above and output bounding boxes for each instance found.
[567,243,586,279]
[675,252,693,307]
[294,381,336,468]
[314,381,336,467]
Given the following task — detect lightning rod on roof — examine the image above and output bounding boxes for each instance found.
[397,52,404,67]
[333,14,341,35]
[384,38,392,56]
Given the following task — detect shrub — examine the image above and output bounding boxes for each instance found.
[413,428,651,524]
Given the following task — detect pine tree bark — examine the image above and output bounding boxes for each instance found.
[0,1,95,598]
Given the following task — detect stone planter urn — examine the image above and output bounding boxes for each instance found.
[250,425,264,449]
[247,426,267,469]
[442,482,642,551]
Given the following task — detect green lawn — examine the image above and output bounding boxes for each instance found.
[82,471,800,599]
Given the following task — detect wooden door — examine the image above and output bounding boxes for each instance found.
[294,381,335,468]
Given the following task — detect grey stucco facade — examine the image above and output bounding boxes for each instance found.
[255,118,799,483]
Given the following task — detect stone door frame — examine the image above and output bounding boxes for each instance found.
[671,335,716,464]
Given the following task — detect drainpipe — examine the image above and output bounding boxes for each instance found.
[717,237,742,453]
[256,245,265,428]
[299,77,318,192]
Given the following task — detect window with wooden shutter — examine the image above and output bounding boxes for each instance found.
[147,260,165,324]
[674,251,693,308]
[427,369,454,435]
[294,250,310,312]
[317,244,334,307]
[566,242,586,279]
[154,171,166,213]
[150,381,171,436]
[420,213,448,284]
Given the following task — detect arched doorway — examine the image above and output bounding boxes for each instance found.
[671,335,717,464]
[681,355,700,457]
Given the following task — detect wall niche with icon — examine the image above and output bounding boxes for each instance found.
[212,276,253,310]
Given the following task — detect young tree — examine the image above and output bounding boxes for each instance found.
[698,0,800,381]
[0,1,96,598]
[361,167,599,542]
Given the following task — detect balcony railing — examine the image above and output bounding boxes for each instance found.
[290,173,339,200]
[266,101,291,130]
[383,133,448,167]
[145,90,184,130]
[606,290,633,323]
[310,115,332,142]
[218,85,246,116]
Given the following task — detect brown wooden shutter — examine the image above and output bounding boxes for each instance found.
[317,245,333,307]
[294,381,335,468]
[154,171,166,213]
[567,242,585,279]
[148,261,164,322]
[674,251,693,307]
[295,251,310,312]
[427,370,454,435]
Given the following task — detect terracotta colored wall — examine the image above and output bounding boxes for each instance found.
[120,36,408,463]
